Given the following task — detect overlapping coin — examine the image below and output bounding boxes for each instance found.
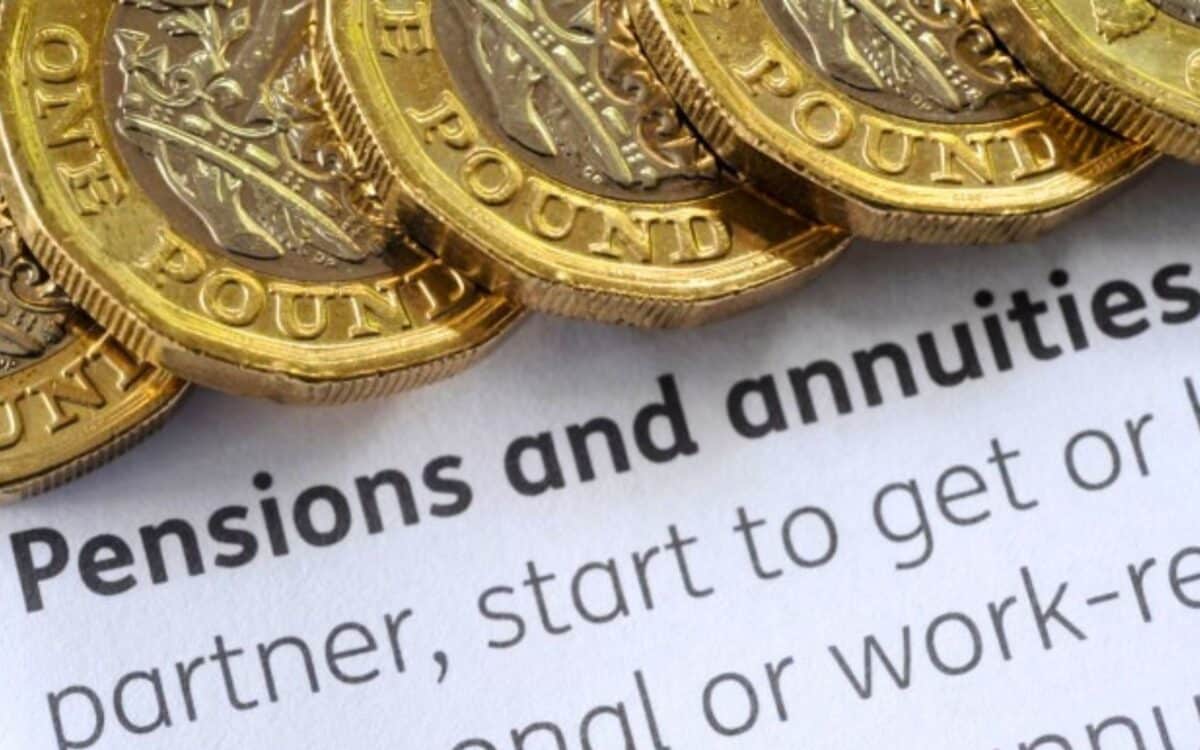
[0,0,1190,502]
[0,0,522,403]
[0,196,186,502]
[316,0,850,326]
[630,0,1157,242]
[979,0,1200,162]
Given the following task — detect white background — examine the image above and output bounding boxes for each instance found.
[1,162,1199,749]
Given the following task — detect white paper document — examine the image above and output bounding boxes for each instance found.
[2,163,1199,750]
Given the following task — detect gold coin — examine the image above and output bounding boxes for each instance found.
[979,0,1200,161]
[0,195,186,503]
[630,0,1157,242]
[0,0,522,403]
[316,0,849,327]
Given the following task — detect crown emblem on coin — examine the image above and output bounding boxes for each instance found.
[451,0,717,191]
[114,0,386,267]
[0,199,69,359]
[783,0,1036,114]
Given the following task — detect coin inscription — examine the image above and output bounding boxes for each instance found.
[1,0,521,402]
[109,0,391,279]
[0,193,187,500]
[631,0,1156,240]
[320,0,848,325]
[762,0,1040,122]
[434,0,719,201]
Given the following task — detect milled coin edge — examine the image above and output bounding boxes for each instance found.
[630,0,1159,243]
[0,378,190,504]
[0,3,522,404]
[312,0,852,325]
[978,0,1200,163]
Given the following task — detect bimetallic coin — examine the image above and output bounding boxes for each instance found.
[317,0,850,327]
[979,0,1200,161]
[0,0,522,403]
[631,0,1157,243]
[0,196,186,502]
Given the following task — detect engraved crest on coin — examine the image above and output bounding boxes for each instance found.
[436,0,718,199]
[0,198,70,367]
[112,0,388,271]
[764,0,1039,121]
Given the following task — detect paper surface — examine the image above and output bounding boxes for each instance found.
[2,163,1200,750]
